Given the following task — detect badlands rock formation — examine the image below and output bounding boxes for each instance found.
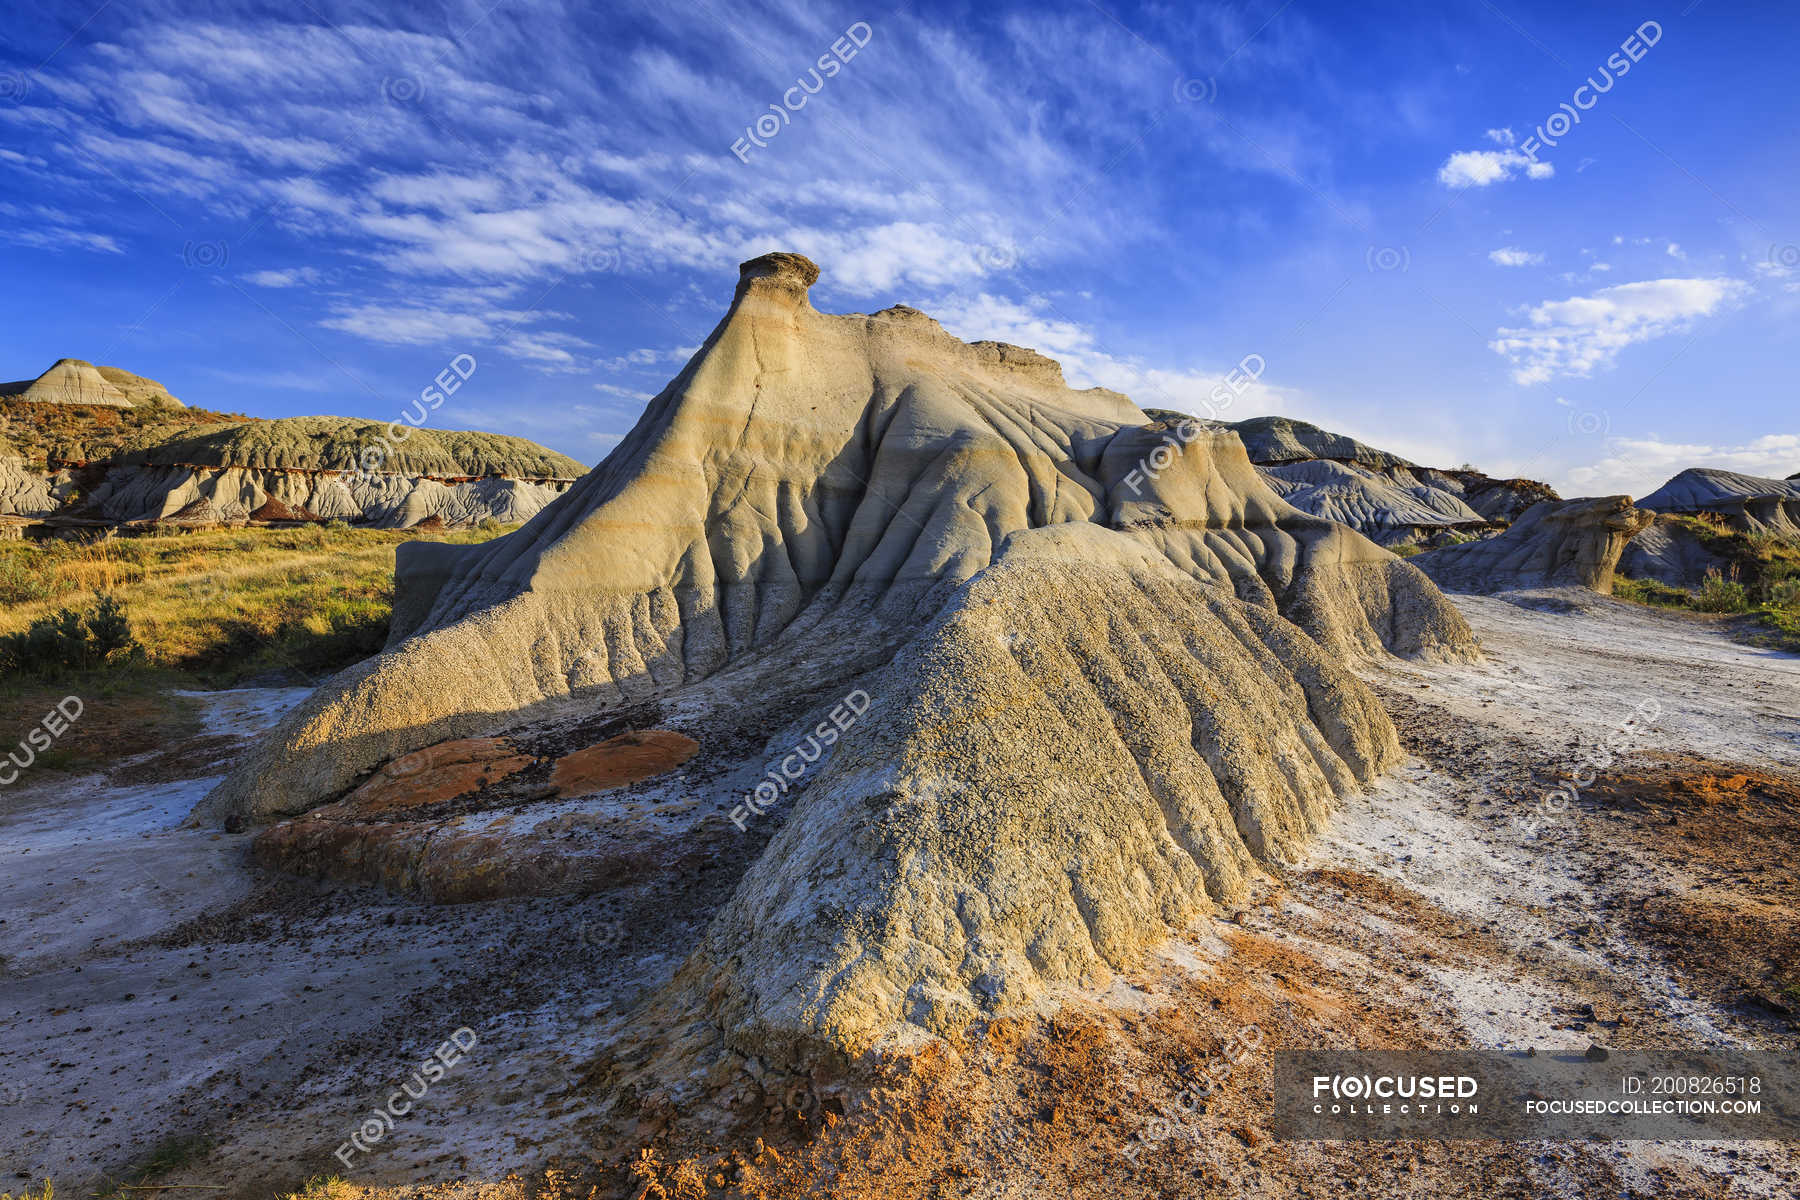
[1412,496,1651,594]
[204,253,1477,1065]
[1151,412,1560,540]
[1226,414,1412,470]
[1257,458,1488,546]
[1639,467,1800,539]
[0,358,182,408]
[0,392,583,528]
[87,416,581,527]
[0,433,57,517]
[1616,514,1731,588]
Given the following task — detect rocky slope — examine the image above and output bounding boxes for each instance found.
[0,358,184,408]
[1412,496,1652,594]
[202,252,1477,1077]
[1638,467,1800,539]
[0,377,583,529]
[1145,411,1560,543]
[1616,514,1732,587]
[1258,458,1489,545]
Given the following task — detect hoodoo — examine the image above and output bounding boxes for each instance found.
[1412,495,1653,594]
[201,252,1478,1062]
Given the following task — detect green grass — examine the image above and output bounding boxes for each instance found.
[1612,575,1692,608]
[275,1177,360,1200]
[0,523,510,684]
[1759,602,1800,654]
[0,524,516,778]
[1613,520,1800,653]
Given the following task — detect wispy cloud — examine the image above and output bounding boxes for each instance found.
[1488,246,1544,267]
[244,267,321,287]
[1489,277,1749,385]
[931,292,1292,418]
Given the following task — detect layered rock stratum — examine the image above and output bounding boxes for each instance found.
[0,379,583,528]
[1639,467,1800,539]
[1616,514,1731,588]
[202,252,1478,1067]
[1257,458,1489,545]
[1144,411,1560,542]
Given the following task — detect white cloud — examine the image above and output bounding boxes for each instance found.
[1484,127,1516,146]
[930,292,1291,419]
[596,346,698,372]
[1666,242,1685,260]
[594,382,654,402]
[1567,433,1800,499]
[1488,246,1543,267]
[244,267,320,288]
[1490,277,1750,385]
[2,226,122,254]
[1437,148,1554,189]
[319,305,500,345]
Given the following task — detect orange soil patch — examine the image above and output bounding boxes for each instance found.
[1586,757,1800,810]
[248,495,323,522]
[249,729,700,900]
[331,737,536,816]
[1584,752,1800,1019]
[573,884,1622,1200]
[550,729,699,798]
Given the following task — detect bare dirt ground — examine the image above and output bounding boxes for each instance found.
[2,590,1796,1199]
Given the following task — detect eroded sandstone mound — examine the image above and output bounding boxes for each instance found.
[1412,496,1651,594]
[203,252,1476,1061]
[1258,458,1488,546]
[1639,467,1800,539]
[1146,411,1558,539]
[671,523,1403,1065]
[1617,514,1731,588]
[0,397,584,529]
[0,359,135,407]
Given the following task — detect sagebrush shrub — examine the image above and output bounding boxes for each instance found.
[0,591,140,676]
[1692,570,1751,614]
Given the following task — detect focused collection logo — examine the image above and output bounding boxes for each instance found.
[1312,1073,1480,1116]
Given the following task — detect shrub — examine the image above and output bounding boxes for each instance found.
[1613,576,1691,609]
[0,592,140,676]
[1692,570,1751,614]
[0,550,52,605]
[1767,575,1800,610]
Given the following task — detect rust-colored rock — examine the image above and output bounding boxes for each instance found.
[332,737,534,816]
[549,729,699,798]
[248,495,323,523]
[249,729,700,901]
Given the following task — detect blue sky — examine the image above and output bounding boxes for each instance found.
[1,0,1795,497]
